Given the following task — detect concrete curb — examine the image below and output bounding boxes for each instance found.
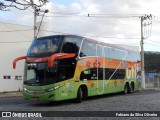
[0,92,22,98]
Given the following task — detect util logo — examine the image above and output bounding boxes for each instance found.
[35,58,42,62]
[126,64,139,79]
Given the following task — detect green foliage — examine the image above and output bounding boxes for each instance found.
[144,51,160,73]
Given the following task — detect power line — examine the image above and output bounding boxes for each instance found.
[0,21,32,27]
[153,15,160,21]
[48,11,80,15]
[0,41,32,43]
[144,39,160,44]
[152,19,160,24]
[145,42,160,47]
[0,29,33,32]
[38,14,141,18]
[0,22,33,39]
[48,12,144,16]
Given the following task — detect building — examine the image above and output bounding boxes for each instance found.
[0,22,33,92]
[0,21,52,92]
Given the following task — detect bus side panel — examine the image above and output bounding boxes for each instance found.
[75,57,141,96]
[58,79,77,101]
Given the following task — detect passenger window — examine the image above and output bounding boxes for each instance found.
[108,47,113,59]
[105,68,125,80]
[80,68,103,80]
[80,40,96,57]
[96,45,103,57]
[80,68,97,80]
[104,47,109,58]
[62,36,82,54]
[111,48,119,59]
[119,50,127,60]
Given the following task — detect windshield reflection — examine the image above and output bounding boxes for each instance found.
[27,36,62,57]
[24,62,58,86]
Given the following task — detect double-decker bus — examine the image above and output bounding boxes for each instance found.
[13,35,141,103]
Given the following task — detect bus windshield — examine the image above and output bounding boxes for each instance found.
[24,62,58,86]
[27,36,62,57]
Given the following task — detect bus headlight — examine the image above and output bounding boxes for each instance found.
[47,86,60,92]
[23,88,27,91]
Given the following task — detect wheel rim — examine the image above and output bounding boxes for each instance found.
[80,89,83,99]
[124,85,128,94]
[130,84,133,92]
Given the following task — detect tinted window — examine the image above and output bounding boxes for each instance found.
[80,68,103,80]
[80,40,96,57]
[97,45,103,57]
[106,69,125,80]
[105,47,128,60]
[80,68,97,80]
[27,36,62,57]
[108,47,113,59]
[61,36,82,54]
[119,50,127,60]
[24,62,58,86]
[80,68,125,80]
[104,47,109,58]
[58,58,77,82]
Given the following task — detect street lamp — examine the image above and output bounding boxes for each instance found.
[36,9,49,38]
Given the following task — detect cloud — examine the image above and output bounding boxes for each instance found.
[45,0,160,48]
[1,0,160,51]
[45,0,142,45]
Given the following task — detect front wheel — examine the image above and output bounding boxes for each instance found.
[76,87,83,103]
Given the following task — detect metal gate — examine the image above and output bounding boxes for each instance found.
[145,73,160,89]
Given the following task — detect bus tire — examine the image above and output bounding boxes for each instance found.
[76,87,83,103]
[129,82,134,93]
[124,83,129,94]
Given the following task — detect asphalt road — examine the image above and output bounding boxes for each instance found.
[0,89,160,120]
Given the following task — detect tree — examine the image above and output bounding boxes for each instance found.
[144,51,160,73]
[0,0,48,11]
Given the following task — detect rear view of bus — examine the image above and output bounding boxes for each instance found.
[13,35,141,102]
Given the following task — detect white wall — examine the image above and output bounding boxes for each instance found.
[0,21,51,92]
[0,22,33,92]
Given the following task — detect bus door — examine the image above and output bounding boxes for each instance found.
[96,44,104,94]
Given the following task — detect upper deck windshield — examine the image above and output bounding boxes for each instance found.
[27,36,62,57]
[24,35,83,85]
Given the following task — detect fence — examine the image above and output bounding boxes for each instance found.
[145,73,160,89]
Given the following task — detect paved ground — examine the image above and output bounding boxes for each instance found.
[0,91,22,98]
[0,89,160,120]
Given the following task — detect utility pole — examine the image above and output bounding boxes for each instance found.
[141,16,145,89]
[33,6,37,39]
[140,14,152,89]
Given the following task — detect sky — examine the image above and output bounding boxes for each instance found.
[1,0,160,52]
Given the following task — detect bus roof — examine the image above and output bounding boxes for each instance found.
[35,35,139,53]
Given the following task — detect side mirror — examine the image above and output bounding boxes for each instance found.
[48,53,75,68]
[13,56,26,69]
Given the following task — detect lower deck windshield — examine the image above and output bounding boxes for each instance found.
[24,62,58,86]
[24,58,76,86]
